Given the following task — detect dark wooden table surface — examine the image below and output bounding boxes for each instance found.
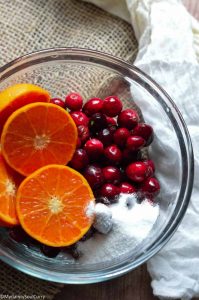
[55,1,199,299]
[55,265,157,300]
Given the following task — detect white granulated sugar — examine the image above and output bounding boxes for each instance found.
[93,203,113,234]
[78,195,159,264]
[85,201,95,219]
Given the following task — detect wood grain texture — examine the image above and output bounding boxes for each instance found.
[55,1,199,299]
[54,265,157,300]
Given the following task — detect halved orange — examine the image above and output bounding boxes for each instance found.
[0,153,20,226]
[1,102,78,176]
[0,83,50,134]
[16,164,95,247]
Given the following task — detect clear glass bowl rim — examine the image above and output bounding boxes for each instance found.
[0,47,194,284]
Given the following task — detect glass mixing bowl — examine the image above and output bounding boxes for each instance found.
[0,48,194,283]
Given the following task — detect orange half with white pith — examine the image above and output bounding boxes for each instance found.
[0,153,19,225]
[16,165,95,247]
[1,102,78,176]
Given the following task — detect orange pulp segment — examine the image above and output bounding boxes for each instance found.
[0,153,19,225]
[0,84,50,134]
[1,102,78,176]
[16,165,95,247]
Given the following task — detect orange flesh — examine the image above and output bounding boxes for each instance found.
[0,83,50,134]
[0,154,19,225]
[1,102,78,176]
[16,165,95,247]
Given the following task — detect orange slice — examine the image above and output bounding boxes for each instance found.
[1,102,78,176]
[16,165,95,247]
[0,84,50,134]
[0,153,20,225]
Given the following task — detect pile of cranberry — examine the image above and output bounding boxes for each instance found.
[51,93,160,203]
[9,93,160,259]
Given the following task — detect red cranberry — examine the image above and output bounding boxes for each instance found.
[83,165,104,189]
[100,183,120,199]
[113,127,130,148]
[65,92,83,111]
[40,245,60,258]
[119,182,136,194]
[131,123,154,146]
[141,177,160,195]
[76,137,81,148]
[102,96,123,117]
[104,145,122,164]
[84,139,104,158]
[122,149,141,165]
[106,116,117,126]
[108,125,118,134]
[126,136,146,151]
[77,125,90,143]
[143,160,155,172]
[126,162,152,182]
[50,98,65,109]
[83,98,103,116]
[118,109,139,129]
[89,113,107,133]
[102,166,121,185]
[98,128,113,146]
[69,149,89,170]
[70,111,89,126]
